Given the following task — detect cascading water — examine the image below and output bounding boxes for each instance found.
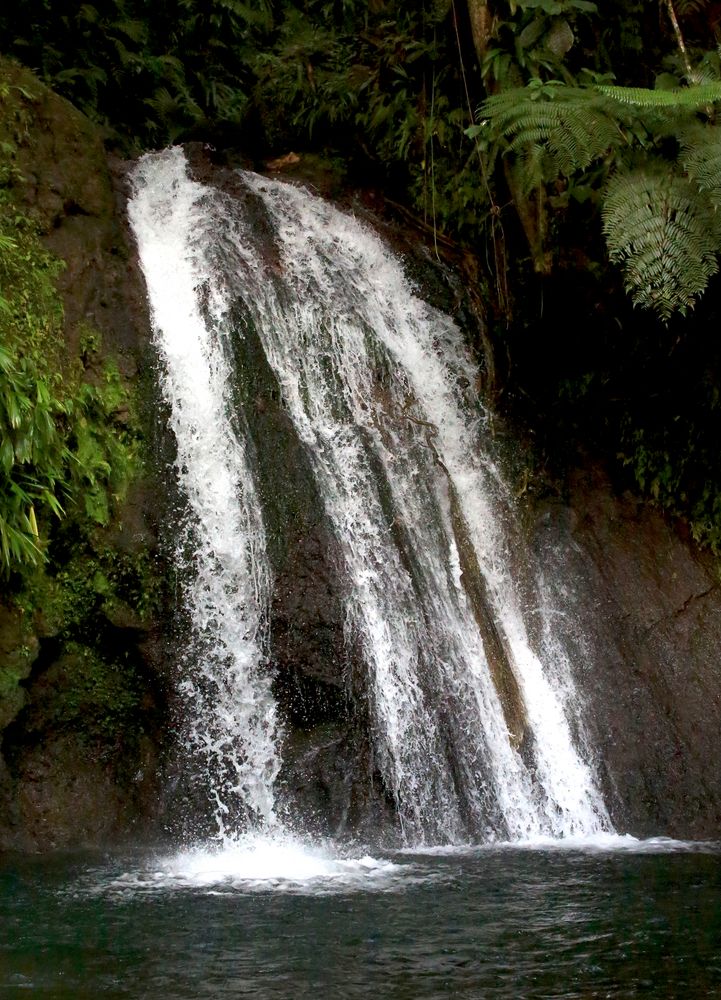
[128,146,610,846]
[128,150,281,837]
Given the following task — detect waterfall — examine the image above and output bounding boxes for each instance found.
[128,149,281,836]
[128,147,610,845]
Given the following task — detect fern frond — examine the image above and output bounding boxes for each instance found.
[679,124,721,210]
[515,143,550,196]
[478,85,627,187]
[78,4,100,25]
[144,87,180,118]
[113,19,147,44]
[602,167,720,319]
[597,82,721,108]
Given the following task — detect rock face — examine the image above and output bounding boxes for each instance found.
[529,465,721,840]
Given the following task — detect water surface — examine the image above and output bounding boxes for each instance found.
[2,837,719,998]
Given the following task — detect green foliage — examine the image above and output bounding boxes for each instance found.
[617,390,721,556]
[0,208,68,570]
[23,641,144,746]
[0,198,139,575]
[474,82,628,192]
[602,165,720,318]
[481,0,598,89]
[0,0,273,146]
[0,344,66,569]
[476,75,721,318]
[679,123,721,208]
[17,510,164,639]
[65,366,140,526]
[598,81,721,108]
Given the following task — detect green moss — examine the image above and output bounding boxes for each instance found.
[65,362,142,527]
[0,603,38,729]
[0,665,29,731]
[0,65,36,187]
[23,642,144,747]
[0,668,26,730]
[18,536,163,639]
[618,421,721,557]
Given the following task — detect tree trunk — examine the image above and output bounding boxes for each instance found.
[467,0,494,63]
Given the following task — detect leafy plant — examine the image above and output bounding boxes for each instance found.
[0,199,138,574]
[0,344,66,568]
[473,78,721,316]
[471,81,629,191]
[602,164,721,318]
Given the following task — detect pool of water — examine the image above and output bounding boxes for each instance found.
[1,834,720,998]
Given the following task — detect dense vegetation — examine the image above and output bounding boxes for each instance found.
[1,0,721,552]
[0,73,139,578]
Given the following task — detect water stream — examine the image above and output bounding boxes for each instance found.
[128,146,609,848]
[127,153,280,835]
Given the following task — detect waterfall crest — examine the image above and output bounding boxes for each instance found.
[129,147,610,844]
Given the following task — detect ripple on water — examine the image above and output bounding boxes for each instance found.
[4,838,721,999]
[67,832,720,904]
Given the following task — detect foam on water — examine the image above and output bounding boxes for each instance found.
[81,835,410,898]
[68,833,719,907]
[398,834,720,856]
[164,835,400,885]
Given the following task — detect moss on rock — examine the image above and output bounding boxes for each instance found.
[0,603,38,731]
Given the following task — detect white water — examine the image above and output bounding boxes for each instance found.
[72,832,719,904]
[128,149,281,834]
[128,147,610,846]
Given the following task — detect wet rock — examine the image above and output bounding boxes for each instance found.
[529,464,721,840]
[0,644,164,851]
[1,733,159,852]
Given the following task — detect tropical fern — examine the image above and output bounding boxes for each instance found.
[474,83,628,192]
[602,166,720,319]
[678,123,721,208]
[0,345,66,569]
[598,82,721,108]
[476,81,721,176]
[474,77,721,315]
